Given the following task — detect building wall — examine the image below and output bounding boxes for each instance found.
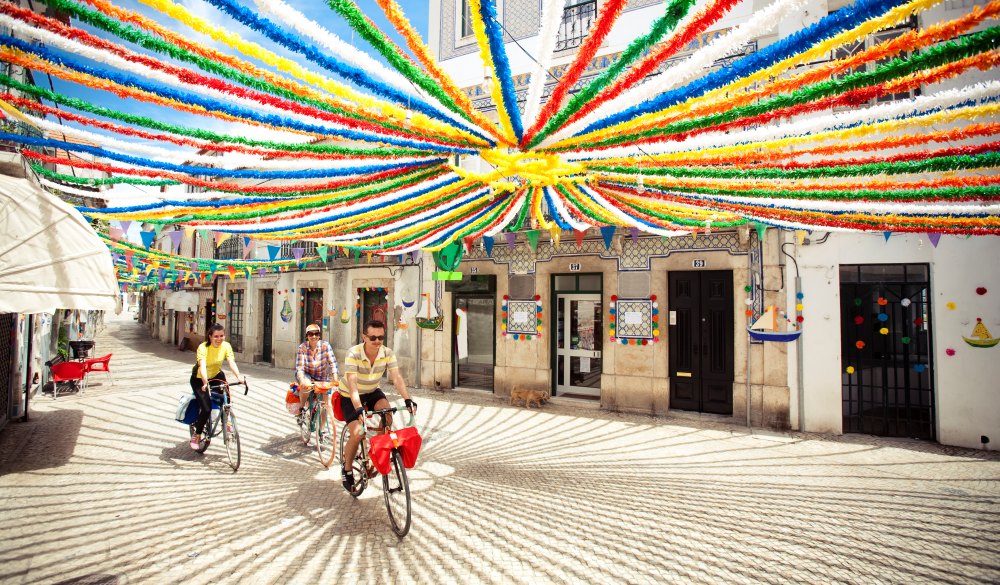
[794,233,1000,449]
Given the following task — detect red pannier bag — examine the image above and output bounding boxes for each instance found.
[368,427,422,475]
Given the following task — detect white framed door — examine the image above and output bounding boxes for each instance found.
[555,294,602,397]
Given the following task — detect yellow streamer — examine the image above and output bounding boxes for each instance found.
[465,0,517,145]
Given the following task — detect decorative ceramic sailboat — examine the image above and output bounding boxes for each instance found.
[748,306,802,342]
[340,306,350,324]
[962,317,999,348]
[415,293,443,330]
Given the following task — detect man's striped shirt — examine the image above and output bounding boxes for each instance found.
[341,343,397,396]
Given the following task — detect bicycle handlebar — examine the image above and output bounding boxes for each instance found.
[208,378,250,395]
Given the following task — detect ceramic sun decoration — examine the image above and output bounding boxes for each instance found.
[962,318,999,348]
[748,306,802,342]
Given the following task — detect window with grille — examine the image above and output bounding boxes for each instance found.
[215,236,242,260]
[556,0,597,52]
[280,240,317,259]
[831,15,919,106]
[460,0,474,38]
[228,289,244,353]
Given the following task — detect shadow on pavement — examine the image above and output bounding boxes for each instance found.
[0,409,83,474]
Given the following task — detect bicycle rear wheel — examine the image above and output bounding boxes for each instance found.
[338,423,367,498]
[223,409,241,472]
[315,406,336,468]
[383,450,411,537]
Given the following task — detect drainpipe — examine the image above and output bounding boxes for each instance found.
[795,273,805,432]
[415,253,423,390]
[746,250,752,428]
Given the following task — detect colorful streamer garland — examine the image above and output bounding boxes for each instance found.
[0,0,995,281]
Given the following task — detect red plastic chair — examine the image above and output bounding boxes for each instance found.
[50,361,86,399]
[83,353,113,387]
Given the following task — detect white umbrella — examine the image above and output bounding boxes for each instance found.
[0,173,119,314]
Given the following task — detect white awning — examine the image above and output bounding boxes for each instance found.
[164,290,201,312]
[0,173,119,314]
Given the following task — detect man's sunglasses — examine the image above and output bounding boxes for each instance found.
[366,335,385,341]
[306,331,321,337]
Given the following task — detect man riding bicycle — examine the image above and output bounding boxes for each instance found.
[341,319,416,491]
[295,323,339,418]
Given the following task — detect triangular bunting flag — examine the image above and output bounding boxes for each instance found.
[118,220,132,235]
[754,223,767,241]
[549,227,561,247]
[630,227,639,243]
[483,235,494,257]
[267,245,280,261]
[215,232,230,247]
[927,233,941,248]
[525,230,539,252]
[574,229,585,248]
[291,247,305,262]
[795,230,807,245]
[139,230,155,249]
[599,226,615,250]
[883,231,892,242]
[316,245,329,262]
[169,230,183,252]
[227,266,237,280]
[411,250,420,264]
[505,232,517,249]
[257,267,266,278]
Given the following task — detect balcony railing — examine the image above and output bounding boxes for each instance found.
[555,0,597,52]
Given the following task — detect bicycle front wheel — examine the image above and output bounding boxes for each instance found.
[223,410,241,472]
[315,406,336,468]
[298,405,311,446]
[383,450,411,537]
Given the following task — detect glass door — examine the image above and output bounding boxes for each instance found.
[453,295,495,390]
[555,294,602,397]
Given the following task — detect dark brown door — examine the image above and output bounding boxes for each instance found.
[261,290,273,363]
[668,270,734,414]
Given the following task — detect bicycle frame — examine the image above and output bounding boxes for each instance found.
[191,379,248,472]
[339,405,413,537]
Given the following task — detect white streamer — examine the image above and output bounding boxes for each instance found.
[548,0,807,144]
[522,0,566,130]
[567,81,1000,160]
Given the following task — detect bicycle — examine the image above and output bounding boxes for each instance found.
[339,404,415,537]
[294,381,337,468]
[189,378,249,472]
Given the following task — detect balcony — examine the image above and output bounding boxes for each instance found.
[555,0,597,52]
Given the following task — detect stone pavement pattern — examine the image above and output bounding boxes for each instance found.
[1,314,999,585]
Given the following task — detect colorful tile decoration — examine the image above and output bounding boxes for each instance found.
[502,295,542,340]
[609,295,659,345]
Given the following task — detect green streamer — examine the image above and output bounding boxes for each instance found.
[564,26,1000,151]
[529,0,698,148]
[324,0,470,123]
[1,72,435,158]
[591,151,1000,179]
[509,188,532,231]
[648,184,1000,201]
[31,163,181,186]
[33,0,468,145]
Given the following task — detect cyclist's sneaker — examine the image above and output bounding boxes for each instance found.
[189,436,200,450]
[342,469,355,491]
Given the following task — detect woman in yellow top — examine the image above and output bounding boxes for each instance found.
[189,324,245,450]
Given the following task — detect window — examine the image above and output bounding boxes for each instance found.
[215,236,242,260]
[556,0,597,52]
[228,289,244,353]
[460,0,474,38]
[831,15,918,106]
[280,240,317,259]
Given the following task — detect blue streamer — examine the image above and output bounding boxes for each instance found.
[542,187,573,230]
[403,194,511,251]
[216,176,470,233]
[203,0,492,145]
[477,0,524,141]
[3,132,443,179]
[0,34,474,154]
[578,0,908,136]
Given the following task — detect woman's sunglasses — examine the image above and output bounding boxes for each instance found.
[306,331,321,337]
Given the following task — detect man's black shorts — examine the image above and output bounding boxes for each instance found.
[339,389,387,421]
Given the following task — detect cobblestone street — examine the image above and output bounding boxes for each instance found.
[1,313,998,584]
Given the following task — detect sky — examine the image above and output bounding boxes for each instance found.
[42,0,432,146]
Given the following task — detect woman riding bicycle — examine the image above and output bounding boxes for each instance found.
[189,323,245,450]
[295,323,339,416]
